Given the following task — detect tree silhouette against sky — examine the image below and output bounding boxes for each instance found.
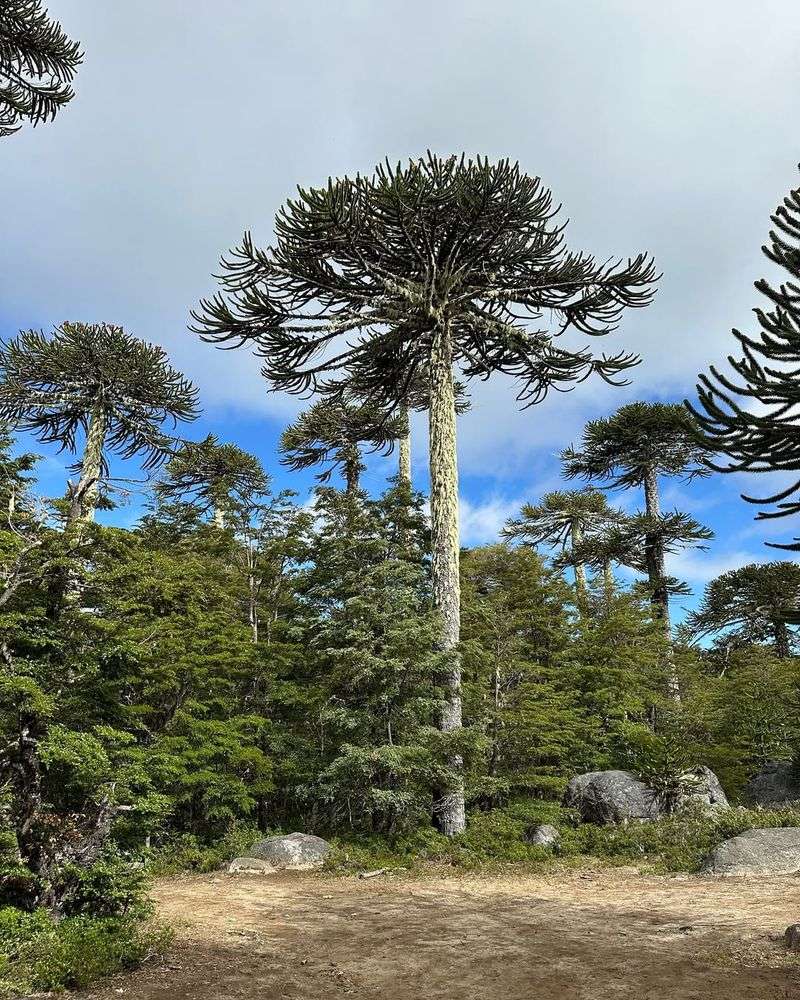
[0,0,82,137]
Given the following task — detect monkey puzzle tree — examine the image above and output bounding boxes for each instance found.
[503,489,617,607]
[191,153,656,834]
[0,323,199,524]
[685,561,800,658]
[0,0,82,137]
[562,402,708,623]
[280,398,403,495]
[562,402,710,700]
[688,169,800,551]
[155,434,268,528]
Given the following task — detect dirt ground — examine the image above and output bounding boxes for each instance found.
[82,869,800,1000]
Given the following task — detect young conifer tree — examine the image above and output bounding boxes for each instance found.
[192,153,656,834]
[155,434,268,529]
[503,489,618,609]
[685,561,800,658]
[280,399,403,495]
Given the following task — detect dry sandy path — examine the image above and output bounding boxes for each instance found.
[83,869,800,1000]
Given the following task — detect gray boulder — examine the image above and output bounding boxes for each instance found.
[703,827,800,876]
[745,761,800,806]
[245,832,330,870]
[678,765,730,812]
[529,823,560,847]
[563,770,660,824]
[563,767,729,825]
[228,857,277,874]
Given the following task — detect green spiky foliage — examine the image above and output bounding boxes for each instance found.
[192,152,656,835]
[503,489,619,606]
[0,1,82,137]
[0,324,199,522]
[279,399,404,494]
[0,421,36,514]
[684,562,800,658]
[192,153,655,405]
[562,402,710,621]
[562,402,708,490]
[688,169,800,550]
[155,434,268,527]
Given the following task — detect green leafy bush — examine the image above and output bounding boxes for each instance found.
[0,907,171,997]
[148,824,262,875]
[559,804,800,872]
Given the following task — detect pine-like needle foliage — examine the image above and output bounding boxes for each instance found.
[688,169,800,549]
[562,402,708,490]
[684,561,800,657]
[0,0,82,137]
[155,434,269,519]
[0,323,200,474]
[504,489,616,551]
[191,153,656,407]
[280,399,404,490]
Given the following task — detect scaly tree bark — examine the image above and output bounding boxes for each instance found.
[192,153,657,833]
[398,405,412,487]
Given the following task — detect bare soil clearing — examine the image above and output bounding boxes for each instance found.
[83,869,800,1000]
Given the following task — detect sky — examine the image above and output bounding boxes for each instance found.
[2,0,800,615]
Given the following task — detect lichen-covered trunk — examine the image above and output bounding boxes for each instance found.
[398,406,412,487]
[773,617,791,659]
[343,444,361,496]
[213,506,226,530]
[643,466,680,702]
[428,321,466,836]
[69,404,108,525]
[602,559,614,606]
[571,519,588,610]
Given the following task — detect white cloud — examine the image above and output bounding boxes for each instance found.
[666,547,770,587]
[458,494,523,546]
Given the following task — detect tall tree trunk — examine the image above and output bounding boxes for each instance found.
[571,519,587,610]
[643,465,680,702]
[773,617,791,658]
[343,444,361,496]
[69,404,108,525]
[398,406,412,487]
[428,320,466,836]
[602,559,614,606]
[213,506,226,529]
[50,404,108,617]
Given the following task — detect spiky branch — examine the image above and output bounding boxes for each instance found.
[689,168,800,550]
[0,0,82,137]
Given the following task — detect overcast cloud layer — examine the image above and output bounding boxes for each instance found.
[2,0,800,594]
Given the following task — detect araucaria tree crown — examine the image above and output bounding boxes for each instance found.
[192,153,656,404]
[0,0,83,137]
[280,399,404,494]
[155,434,269,525]
[689,168,800,549]
[0,323,199,521]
